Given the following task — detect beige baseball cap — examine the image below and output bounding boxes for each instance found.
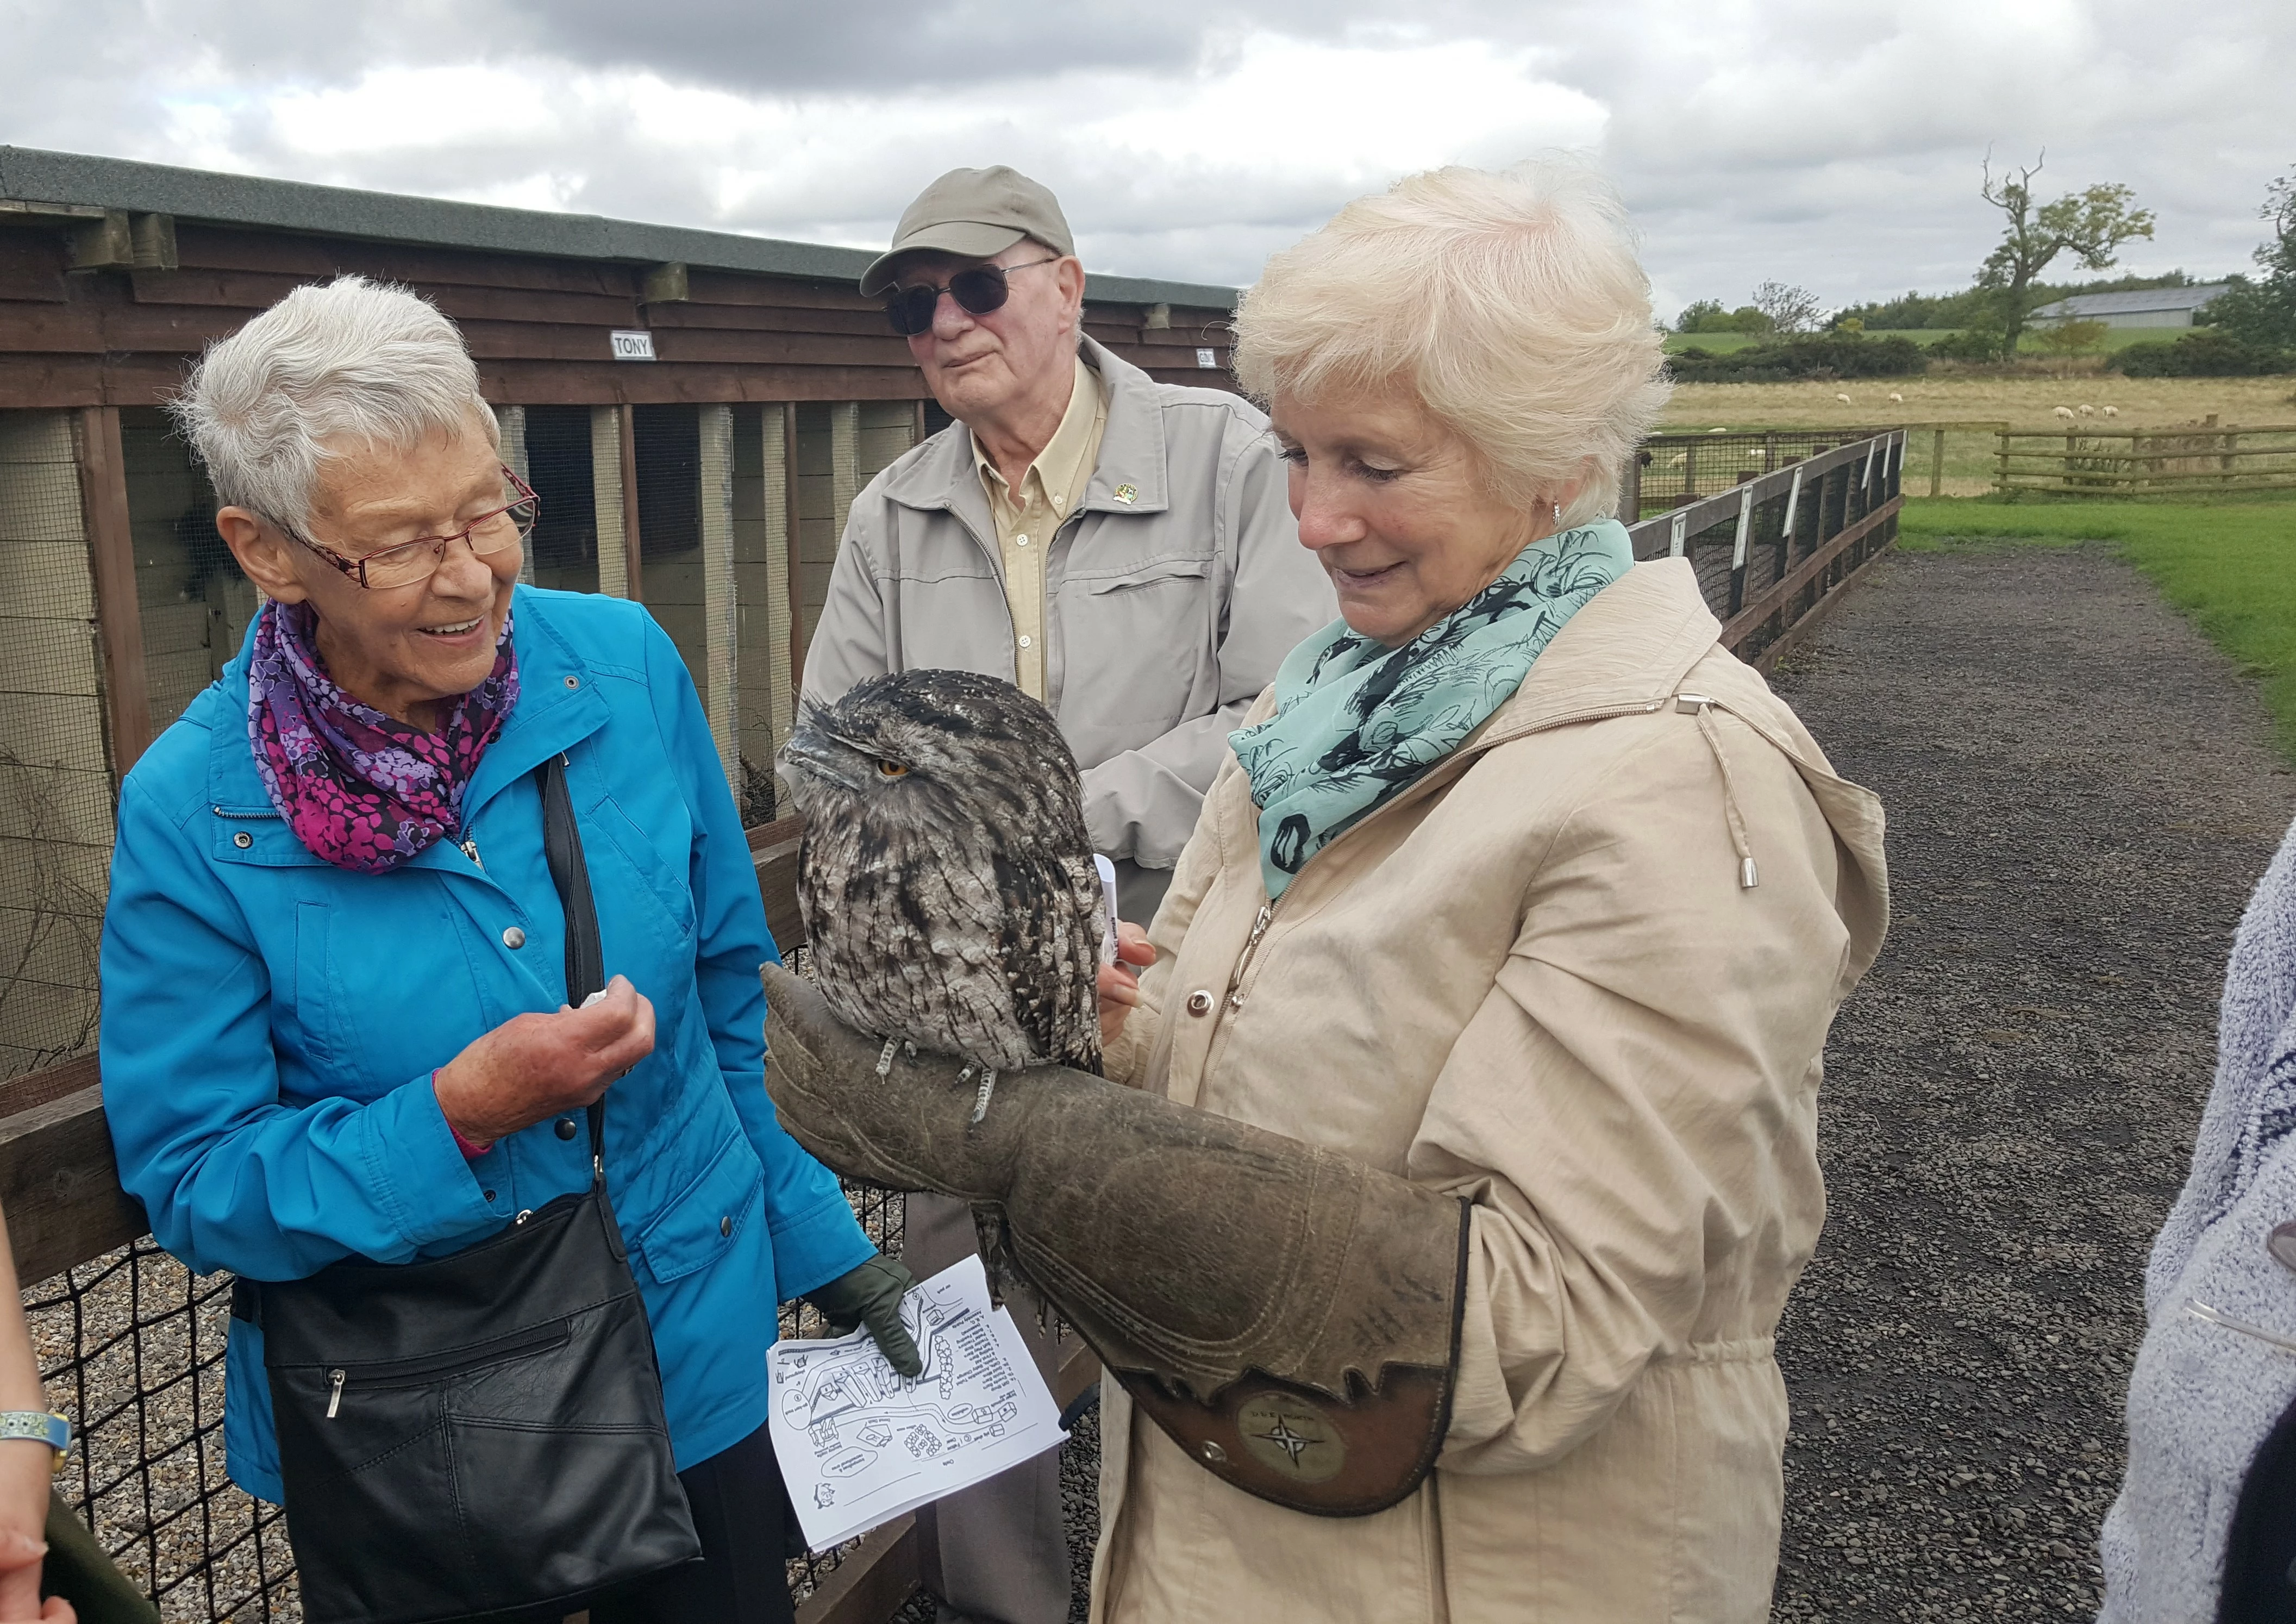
[859,167,1076,297]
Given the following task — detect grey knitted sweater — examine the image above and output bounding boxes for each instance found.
[2103,813,2296,1620]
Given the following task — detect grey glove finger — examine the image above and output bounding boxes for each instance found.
[805,1254,923,1378]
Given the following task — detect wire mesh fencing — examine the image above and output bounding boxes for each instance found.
[29,1178,910,1622]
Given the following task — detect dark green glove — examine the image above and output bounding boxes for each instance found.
[804,1254,923,1377]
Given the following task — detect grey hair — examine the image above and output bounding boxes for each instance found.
[1233,158,1671,526]
[169,274,496,532]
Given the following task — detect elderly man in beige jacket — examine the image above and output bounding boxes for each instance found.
[799,167,1331,1624]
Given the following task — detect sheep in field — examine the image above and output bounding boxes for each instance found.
[1834,392,1853,404]
[1669,453,1688,467]
[2053,406,2078,421]
[2079,404,2095,417]
[2104,405,2120,417]
[1887,392,1905,404]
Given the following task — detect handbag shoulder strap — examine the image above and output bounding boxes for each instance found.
[538,752,608,1178]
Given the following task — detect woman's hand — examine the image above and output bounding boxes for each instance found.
[1098,923,1157,1051]
[0,1443,71,1623]
[432,976,656,1147]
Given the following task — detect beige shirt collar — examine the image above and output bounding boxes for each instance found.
[972,354,1106,526]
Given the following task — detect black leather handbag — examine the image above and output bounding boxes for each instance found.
[240,753,701,1624]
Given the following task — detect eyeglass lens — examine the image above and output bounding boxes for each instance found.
[885,266,1011,336]
[359,481,537,588]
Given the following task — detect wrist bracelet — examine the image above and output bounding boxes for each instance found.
[0,1411,70,1476]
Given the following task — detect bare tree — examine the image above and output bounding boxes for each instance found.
[1979,151,2156,358]
[1751,282,1824,335]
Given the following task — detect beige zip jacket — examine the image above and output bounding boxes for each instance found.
[801,338,1336,873]
[1092,559,1889,1623]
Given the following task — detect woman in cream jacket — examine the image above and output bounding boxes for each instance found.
[1085,159,1891,1623]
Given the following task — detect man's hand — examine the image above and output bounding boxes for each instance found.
[432,976,656,1147]
[1098,923,1156,1050]
[804,1256,924,1378]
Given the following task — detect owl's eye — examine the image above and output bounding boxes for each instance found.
[877,760,910,778]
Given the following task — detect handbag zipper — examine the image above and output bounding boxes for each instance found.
[322,1321,570,1419]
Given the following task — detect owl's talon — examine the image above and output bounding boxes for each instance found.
[875,1038,898,1078]
[969,1069,998,1125]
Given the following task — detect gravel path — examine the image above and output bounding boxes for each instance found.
[1766,538,2294,1620]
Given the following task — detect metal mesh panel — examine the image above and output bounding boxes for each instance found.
[30,1239,300,1622]
[1634,429,1880,515]
[524,405,603,595]
[119,408,258,740]
[0,410,110,1081]
[30,1178,908,1621]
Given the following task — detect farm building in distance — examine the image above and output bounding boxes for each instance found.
[2029,282,2230,328]
[0,145,1241,1080]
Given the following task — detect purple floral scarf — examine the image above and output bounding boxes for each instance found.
[246,598,520,873]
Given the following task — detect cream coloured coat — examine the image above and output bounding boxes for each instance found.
[1090,558,1889,1624]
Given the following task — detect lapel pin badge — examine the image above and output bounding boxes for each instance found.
[1113,484,1138,505]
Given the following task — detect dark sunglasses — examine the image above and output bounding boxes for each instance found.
[883,257,1060,336]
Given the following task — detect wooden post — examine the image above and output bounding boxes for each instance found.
[76,406,152,774]
[1619,454,1641,524]
[591,405,630,598]
[497,405,534,586]
[784,404,806,695]
[1930,427,1945,499]
[620,402,644,603]
[698,404,740,785]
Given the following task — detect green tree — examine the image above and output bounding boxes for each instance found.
[2202,167,2296,353]
[1976,153,2156,357]
[1675,298,1725,332]
[2034,317,2109,359]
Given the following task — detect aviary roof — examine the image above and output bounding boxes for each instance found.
[0,145,1241,311]
[2029,284,2231,319]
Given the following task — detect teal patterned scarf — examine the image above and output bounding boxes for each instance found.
[1230,521,1635,898]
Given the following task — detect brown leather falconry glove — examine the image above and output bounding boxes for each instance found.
[762,963,1468,1517]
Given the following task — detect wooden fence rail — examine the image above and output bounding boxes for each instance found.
[6,427,1904,1623]
[1995,422,2296,497]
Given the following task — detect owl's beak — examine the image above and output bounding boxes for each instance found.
[777,730,869,795]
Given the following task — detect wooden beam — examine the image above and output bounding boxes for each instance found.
[793,1515,919,1624]
[0,1084,148,1287]
[619,402,644,603]
[784,402,806,695]
[751,814,805,951]
[1720,497,1901,654]
[641,263,691,305]
[77,404,153,773]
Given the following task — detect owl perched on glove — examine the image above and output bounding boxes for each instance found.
[777,670,1106,1122]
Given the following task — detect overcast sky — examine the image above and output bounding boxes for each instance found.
[2,0,2287,321]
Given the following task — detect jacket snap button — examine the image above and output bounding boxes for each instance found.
[719,1215,733,1238]
[555,1117,578,1140]
[232,831,253,849]
[502,927,526,950]
[483,1189,497,1202]
[563,674,580,690]
[1185,990,1213,1016]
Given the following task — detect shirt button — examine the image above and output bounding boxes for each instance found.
[1186,989,1213,1016]
[555,1117,578,1140]
[1018,635,1033,649]
[1015,534,1030,547]
[502,927,527,950]
[720,1215,733,1237]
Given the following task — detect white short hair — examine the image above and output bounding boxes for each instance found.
[171,274,496,532]
[1233,159,1671,526]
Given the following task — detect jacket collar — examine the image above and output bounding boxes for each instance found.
[203,586,610,866]
[1467,558,1721,748]
[882,336,1174,522]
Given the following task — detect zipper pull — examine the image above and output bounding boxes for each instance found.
[327,1368,346,1419]
[459,837,484,871]
[1247,905,1272,944]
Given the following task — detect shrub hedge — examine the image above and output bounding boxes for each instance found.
[2113,328,2293,377]
[1666,334,1929,383]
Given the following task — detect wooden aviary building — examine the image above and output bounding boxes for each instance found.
[0,145,1241,1082]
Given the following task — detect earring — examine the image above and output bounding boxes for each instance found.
[1551,502,1562,526]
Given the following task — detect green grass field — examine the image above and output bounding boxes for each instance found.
[1663,327,2202,355]
[1898,497,2296,751]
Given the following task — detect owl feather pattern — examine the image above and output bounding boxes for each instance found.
[778,670,1105,1115]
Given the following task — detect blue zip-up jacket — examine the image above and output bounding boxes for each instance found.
[98,586,874,1504]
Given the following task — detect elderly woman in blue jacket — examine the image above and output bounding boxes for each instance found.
[98,276,916,1624]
